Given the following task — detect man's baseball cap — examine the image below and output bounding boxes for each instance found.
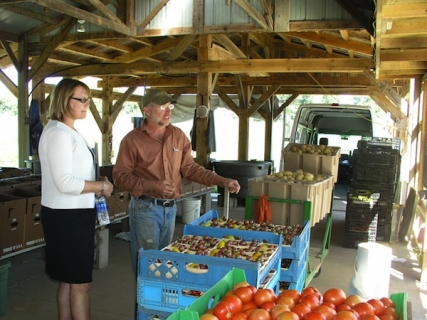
[142,89,177,106]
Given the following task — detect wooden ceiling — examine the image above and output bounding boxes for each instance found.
[0,0,425,122]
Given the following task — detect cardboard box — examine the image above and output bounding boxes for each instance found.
[283,143,341,182]
[248,176,334,226]
[106,189,130,221]
[2,188,44,249]
[0,194,26,257]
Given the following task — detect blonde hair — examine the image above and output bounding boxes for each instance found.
[47,78,91,121]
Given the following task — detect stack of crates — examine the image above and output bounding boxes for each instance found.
[350,138,401,241]
[136,219,282,320]
[187,210,309,292]
[343,189,380,248]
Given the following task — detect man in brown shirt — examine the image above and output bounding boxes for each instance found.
[113,89,240,274]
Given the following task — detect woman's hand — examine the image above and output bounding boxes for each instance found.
[100,176,114,198]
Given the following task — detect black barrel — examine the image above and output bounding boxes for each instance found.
[210,160,272,198]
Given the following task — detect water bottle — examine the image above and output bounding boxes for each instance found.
[95,196,110,226]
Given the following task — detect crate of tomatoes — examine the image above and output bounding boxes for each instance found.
[167,267,407,320]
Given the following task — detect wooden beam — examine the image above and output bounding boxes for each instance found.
[113,36,183,63]
[139,0,169,29]
[86,0,125,26]
[111,86,137,120]
[193,0,204,34]
[166,34,197,61]
[0,35,19,71]
[31,0,134,35]
[233,0,271,30]
[0,68,18,97]
[248,85,281,116]
[0,3,61,24]
[29,18,74,80]
[52,58,374,77]
[274,93,298,119]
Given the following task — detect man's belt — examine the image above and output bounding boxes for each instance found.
[138,195,176,207]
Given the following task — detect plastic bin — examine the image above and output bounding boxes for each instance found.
[189,209,310,260]
[137,228,281,312]
[166,268,246,320]
[0,261,11,317]
[137,305,172,320]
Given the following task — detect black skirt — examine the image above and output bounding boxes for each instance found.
[41,205,96,284]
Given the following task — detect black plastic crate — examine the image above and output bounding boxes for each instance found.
[344,214,377,232]
[376,223,392,241]
[357,137,401,151]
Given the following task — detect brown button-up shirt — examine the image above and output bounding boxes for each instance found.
[112,121,224,199]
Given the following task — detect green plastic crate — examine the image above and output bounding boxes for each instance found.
[166,268,246,320]
[0,261,11,317]
[390,292,407,320]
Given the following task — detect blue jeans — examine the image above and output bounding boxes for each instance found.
[129,196,177,276]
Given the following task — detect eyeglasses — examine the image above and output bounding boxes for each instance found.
[159,104,174,110]
[70,97,91,104]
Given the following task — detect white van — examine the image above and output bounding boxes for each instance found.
[288,103,386,181]
[289,103,381,154]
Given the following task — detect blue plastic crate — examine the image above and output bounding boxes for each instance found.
[280,245,308,283]
[138,228,281,312]
[137,305,172,320]
[166,268,247,320]
[137,279,208,313]
[188,209,310,260]
[288,263,307,292]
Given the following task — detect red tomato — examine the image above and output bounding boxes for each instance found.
[360,315,380,320]
[266,288,277,301]
[379,297,395,309]
[381,307,399,319]
[276,296,296,309]
[322,301,336,310]
[299,294,321,309]
[244,308,257,316]
[222,294,243,314]
[335,304,351,312]
[292,303,311,318]
[261,301,276,312]
[322,288,346,307]
[276,310,300,320]
[313,304,337,320]
[254,289,276,307]
[233,281,251,290]
[242,301,258,312]
[213,301,232,320]
[333,310,358,320]
[270,304,291,320]
[378,315,396,320]
[303,310,327,320]
[352,302,375,318]
[247,285,258,294]
[367,299,385,316]
[278,289,301,304]
[234,286,254,304]
[200,314,220,320]
[231,312,248,320]
[248,308,271,320]
[343,295,363,308]
[301,286,322,300]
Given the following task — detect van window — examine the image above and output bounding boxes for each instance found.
[317,133,361,156]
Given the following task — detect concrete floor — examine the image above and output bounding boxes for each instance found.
[1,184,426,319]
